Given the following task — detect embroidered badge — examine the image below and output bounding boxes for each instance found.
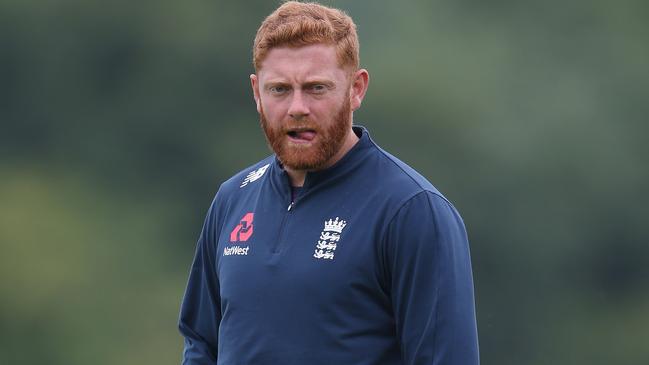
[240,164,270,188]
[313,217,347,260]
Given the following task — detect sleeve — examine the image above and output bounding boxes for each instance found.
[383,191,479,365]
[178,197,222,365]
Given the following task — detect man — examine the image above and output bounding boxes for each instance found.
[179,2,479,364]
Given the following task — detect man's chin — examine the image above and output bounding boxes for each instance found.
[280,159,321,171]
[278,148,326,171]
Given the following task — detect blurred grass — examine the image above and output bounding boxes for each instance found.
[0,166,186,364]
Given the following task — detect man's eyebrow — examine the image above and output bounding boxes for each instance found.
[303,80,335,88]
[264,81,290,88]
[264,78,288,84]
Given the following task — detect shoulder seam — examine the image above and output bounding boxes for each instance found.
[221,155,275,189]
[379,190,435,246]
[372,141,426,190]
[370,140,450,204]
[381,190,450,239]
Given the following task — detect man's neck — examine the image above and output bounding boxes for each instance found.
[285,128,359,187]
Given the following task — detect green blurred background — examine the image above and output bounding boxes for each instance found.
[1,0,648,364]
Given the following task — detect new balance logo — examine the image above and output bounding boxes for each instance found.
[240,164,270,188]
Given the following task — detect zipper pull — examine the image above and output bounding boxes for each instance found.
[287,201,295,211]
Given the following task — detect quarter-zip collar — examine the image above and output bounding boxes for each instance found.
[268,125,374,201]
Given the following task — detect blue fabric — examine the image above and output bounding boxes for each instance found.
[179,126,479,365]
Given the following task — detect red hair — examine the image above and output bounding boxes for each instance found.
[253,1,359,71]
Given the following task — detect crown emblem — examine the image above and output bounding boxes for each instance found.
[323,217,347,233]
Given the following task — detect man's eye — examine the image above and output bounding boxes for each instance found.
[269,86,287,94]
[310,84,326,93]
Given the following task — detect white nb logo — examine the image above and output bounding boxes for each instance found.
[240,164,270,188]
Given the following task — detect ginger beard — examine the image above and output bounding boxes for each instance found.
[259,95,352,171]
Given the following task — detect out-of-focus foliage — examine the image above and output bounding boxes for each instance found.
[1,0,647,364]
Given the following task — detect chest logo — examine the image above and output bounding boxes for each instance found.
[230,212,254,242]
[313,217,347,260]
[240,164,270,188]
[225,213,254,256]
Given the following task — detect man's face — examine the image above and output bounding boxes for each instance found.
[251,44,355,171]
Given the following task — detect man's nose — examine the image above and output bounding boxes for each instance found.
[288,90,309,120]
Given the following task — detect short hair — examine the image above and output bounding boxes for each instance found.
[252,1,359,72]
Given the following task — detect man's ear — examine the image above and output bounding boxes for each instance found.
[349,69,370,111]
[250,74,261,114]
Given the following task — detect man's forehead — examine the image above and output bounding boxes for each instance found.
[257,44,348,82]
[260,70,340,84]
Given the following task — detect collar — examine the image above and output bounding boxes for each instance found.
[269,125,374,200]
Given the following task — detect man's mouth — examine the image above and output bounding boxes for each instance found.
[287,128,317,143]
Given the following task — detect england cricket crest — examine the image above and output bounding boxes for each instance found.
[313,217,347,260]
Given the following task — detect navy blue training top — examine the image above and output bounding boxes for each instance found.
[179,126,479,365]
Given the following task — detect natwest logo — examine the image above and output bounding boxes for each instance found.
[230,212,254,242]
